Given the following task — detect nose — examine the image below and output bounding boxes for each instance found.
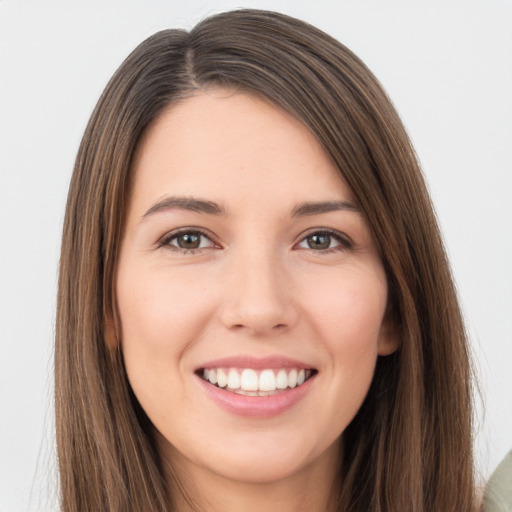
[219,249,298,336]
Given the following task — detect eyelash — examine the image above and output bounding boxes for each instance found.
[157,228,352,254]
[297,229,353,253]
[158,228,217,254]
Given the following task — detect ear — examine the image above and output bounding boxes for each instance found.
[377,305,400,356]
[104,313,119,351]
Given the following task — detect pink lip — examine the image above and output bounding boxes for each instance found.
[196,376,315,418]
[198,355,313,371]
[195,355,317,418]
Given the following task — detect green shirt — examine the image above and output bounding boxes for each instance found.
[484,450,512,512]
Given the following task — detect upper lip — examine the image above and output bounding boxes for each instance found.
[198,355,315,371]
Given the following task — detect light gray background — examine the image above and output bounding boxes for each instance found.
[1,1,511,510]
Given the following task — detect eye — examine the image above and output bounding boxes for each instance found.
[159,229,217,253]
[296,230,351,252]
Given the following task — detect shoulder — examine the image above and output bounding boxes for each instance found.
[484,450,512,512]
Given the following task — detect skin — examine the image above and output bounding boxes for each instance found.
[114,89,397,512]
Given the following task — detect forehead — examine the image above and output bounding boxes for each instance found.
[129,90,355,214]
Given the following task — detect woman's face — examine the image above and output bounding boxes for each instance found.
[115,90,396,487]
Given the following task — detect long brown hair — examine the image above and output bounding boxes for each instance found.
[56,9,477,511]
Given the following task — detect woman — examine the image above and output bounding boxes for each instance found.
[55,9,478,511]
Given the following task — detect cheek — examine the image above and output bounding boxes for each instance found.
[304,268,387,348]
[116,266,216,398]
[300,268,386,419]
[117,267,213,353]
[317,284,383,375]
[116,266,218,427]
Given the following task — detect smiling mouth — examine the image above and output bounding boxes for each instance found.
[198,367,317,396]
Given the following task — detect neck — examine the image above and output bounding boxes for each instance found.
[162,441,341,512]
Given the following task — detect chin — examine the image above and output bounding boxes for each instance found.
[206,448,316,484]
[161,426,340,487]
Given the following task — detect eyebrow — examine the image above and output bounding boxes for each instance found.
[291,200,360,216]
[142,196,227,218]
[142,196,360,220]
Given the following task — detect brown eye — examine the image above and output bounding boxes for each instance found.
[161,230,216,252]
[306,233,332,250]
[176,233,201,249]
[296,230,350,252]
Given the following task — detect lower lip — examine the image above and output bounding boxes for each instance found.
[196,374,316,418]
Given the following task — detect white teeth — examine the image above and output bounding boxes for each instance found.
[240,369,259,391]
[259,369,276,391]
[217,369,228,388]
[276,369,288,389]
[208,369,217,385]
[201,367,314,392]
[288,369,298,388]
[227,368,240,389]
